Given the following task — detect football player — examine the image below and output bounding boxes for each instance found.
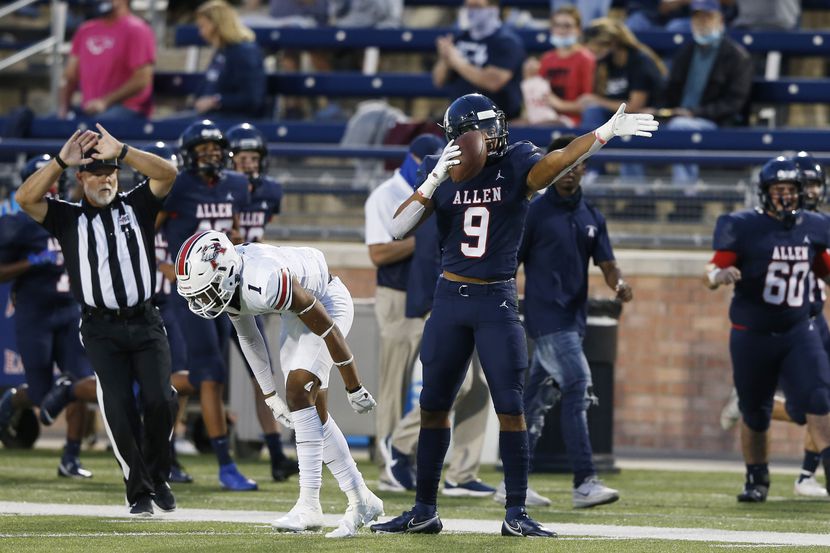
[0,155,98,477]
[373,93,656,537]
[156,121,255,490]
[175,230,382,537]
[705,155,830,502]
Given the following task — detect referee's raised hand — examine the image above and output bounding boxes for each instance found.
[58,129,99,168]
[92,123,123,161]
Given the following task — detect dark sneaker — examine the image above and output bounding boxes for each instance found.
[57,456,93,479]
[218,462,257,491]
[370,509,442,534]
[272,457,299,482]
[152,482,176,512]
[169,463,193,484]
[501,509,557,538]
[39,376,73,426]
[443,478,496,497]
[129,494,154,517]
[737,483,768,503]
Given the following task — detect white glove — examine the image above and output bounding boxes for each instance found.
[417,140,461,199]
[594,103,659,143]
[347,386,377,414]
[709,266,742,286]
[264,394,293,429]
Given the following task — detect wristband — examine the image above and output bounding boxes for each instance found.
[346,383,362,394]
[416,175,440,199]
[707,268,721,286]
[334,355,354,368]
[117,143,129,161]
[54,155,68,170]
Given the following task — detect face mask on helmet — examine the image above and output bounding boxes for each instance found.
[759,157,803,227]
[180,121,228,178]
[793,151,826,211]
[175,231,240,319]
[443,94,509,160]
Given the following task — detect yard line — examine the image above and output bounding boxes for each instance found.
[1,501,829,546]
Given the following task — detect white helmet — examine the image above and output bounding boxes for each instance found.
[174,230,241,319]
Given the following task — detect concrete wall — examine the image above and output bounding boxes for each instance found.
[268,242,809,461]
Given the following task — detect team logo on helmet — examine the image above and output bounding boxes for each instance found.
[200,242,226,269]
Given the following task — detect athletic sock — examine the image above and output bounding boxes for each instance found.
[264,432,286,464]
[63,439,81,459]
[210,436,233,466]
[415,427,451,509]
[800,449,821,482]
[500,430,529,510]
[292,406,324,498]
[322,417,364,496]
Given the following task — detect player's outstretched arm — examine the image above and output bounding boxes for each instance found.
[391,141,460,240]
[527,103,658,193]
[289,278,377,413]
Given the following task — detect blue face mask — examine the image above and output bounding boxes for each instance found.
[693,28,723,46]
[550,34,578,49]
[460,7,501,41]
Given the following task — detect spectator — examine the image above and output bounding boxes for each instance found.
[549,0,611,26]
[662,0,752,184]
[58,0,155,120]
[192,0,266,119]
[527,5,595,126]
[731,0,799,30]
[432,0,527,121]
[580,18,666,179]
[332,0,404,28]
[626,0,693,33]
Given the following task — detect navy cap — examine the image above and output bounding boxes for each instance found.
[691,0,721,12]
[77,148,119,173]
[409,134,446,160]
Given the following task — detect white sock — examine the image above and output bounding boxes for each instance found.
[292,406,324,499]
[322,416,365,499]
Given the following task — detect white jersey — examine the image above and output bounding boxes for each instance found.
[228,243,329,316]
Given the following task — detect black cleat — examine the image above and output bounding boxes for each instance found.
[169,463,193,484]
[737,483,768,503]
[129,494,154,517]
[370,509,443,534]
[152,482,176,512]
[272,457,299,482]
[39,376,73,425]
[501,509,557,538]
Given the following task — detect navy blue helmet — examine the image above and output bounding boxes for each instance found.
[758,155,802,225]
[441,93,508,160]
[20,154,68,197]
[179,120,227,175]
[226,123,268,173]
[134,141,178,186]
[793,151,825,211]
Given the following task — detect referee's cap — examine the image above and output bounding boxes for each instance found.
[77,148,119,173]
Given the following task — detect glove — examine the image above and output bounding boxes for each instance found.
[347,386,377,414]
[264,394,293,429]
[27,249,58,266]
[594,103,659,143]
[417,140,461,199]
[710,266,742,286]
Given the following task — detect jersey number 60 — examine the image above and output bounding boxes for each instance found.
[762,261,810,307]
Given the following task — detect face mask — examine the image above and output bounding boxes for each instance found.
[460,7,501,41]
[692,28,723,46]
[550,34,578,49]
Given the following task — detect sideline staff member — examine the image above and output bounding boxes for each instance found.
[15,125,179,516]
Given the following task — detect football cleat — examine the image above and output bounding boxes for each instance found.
[442,478,496,497]
[794,474,828,497]
[370,508,443,534]
[129,494,154,517]
[573,476,620,508]
[273,501,324,532]
[169,462,194,484]
[218,463,257,491]
[57,456,93,479]
[493,481,552,507]
[272,457,300,482]
[39,375,74,426]
[501,509,557,538]
[325,489,385,538]
[737,483,769,502]
[152,482,177,512]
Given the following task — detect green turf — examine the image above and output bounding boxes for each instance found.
[2,448,830,551]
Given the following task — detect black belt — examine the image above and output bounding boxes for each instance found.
[83,301,151,320]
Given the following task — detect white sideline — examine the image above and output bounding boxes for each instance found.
[1,501,830,546]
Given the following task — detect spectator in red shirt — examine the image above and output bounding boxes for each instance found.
[533,5,595,126]
[59,0,155,119]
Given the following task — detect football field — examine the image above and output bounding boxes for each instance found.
[2,449,830,552]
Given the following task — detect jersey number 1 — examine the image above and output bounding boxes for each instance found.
[762,261,810,306]
[461,207,490,258]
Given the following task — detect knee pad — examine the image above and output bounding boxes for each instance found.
[419,385,455,412]
[741,409,771,432]
[807,386,830,417]
[492,387,523,416]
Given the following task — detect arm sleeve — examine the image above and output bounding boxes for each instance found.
[229,314,275,395]
[711,250,738,268]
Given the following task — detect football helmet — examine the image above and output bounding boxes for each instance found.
[20,154,68,198]
[758,155,802,226]
[179,120,228,176]
[134,141,179,186]
[793,151,825,211]
[441,93,508,160]
[227,122,268,174]
[175,230,241,319]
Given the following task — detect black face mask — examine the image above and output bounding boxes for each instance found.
[88,0,112,18]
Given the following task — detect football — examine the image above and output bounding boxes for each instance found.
[448,130,488,183]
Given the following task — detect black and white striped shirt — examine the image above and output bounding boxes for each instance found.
[41,181,161,309]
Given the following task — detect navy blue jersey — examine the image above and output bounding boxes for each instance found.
[238,175,282,242]
[713,209,830,333]
[0,212,73,310]
[423,141,543,281]
[519,188,615,337]
[809,211,830,317]
[153,227,174,306]
[162,169,250,255]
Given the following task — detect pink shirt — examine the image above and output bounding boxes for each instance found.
[71,13,156,116]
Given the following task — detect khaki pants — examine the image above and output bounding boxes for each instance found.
[373,286,424,468]
[387,304,491,484]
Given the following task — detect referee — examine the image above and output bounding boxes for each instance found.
[15,125,179,516]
